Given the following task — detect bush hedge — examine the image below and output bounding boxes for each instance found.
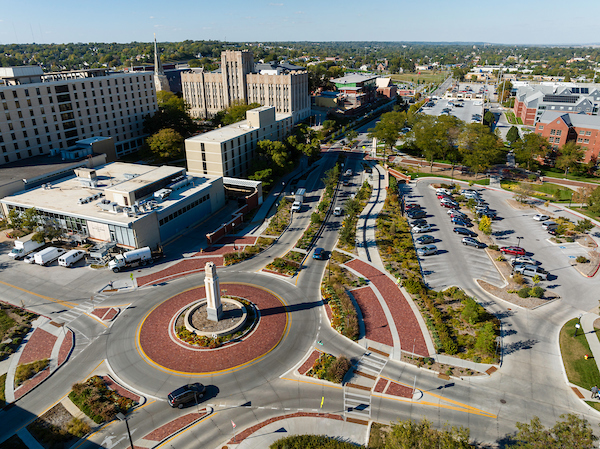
[69,376,137,424]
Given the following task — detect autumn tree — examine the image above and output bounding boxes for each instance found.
[147,128,184,160]
[510,414,597,449]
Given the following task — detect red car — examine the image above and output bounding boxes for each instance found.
[437,193,453,200]
[440,202,459,209]
[500,246,526,256]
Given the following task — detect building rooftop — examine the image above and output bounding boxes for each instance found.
[538,111,600,130]
[331,73,379,84]
[186,111,292,143]
[2,162,218,226]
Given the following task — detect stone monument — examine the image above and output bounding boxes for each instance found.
[205,261,222,321]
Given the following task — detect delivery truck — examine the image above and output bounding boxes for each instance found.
[34,247,66,266]
[108,246,162,273]
[8,234,44,260]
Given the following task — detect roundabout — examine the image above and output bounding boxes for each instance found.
[136,283,289,374]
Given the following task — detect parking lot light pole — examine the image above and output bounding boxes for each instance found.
[116,413,134,449]
[516,236,523,248]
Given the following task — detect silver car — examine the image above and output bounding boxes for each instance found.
[417,245,438,256]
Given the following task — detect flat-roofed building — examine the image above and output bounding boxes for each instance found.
[0,66,157,165]
[185,106,292,178]
[0,162,227,249]
[182,50,310,124]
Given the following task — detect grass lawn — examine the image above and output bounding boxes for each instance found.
[559,318,600,390]
[501,181,573,201]
[541,168,600,184]
[406,171,490,185]
[586,401,600,412]
[505,111,517,125]
[570,207,600,221]
[390,71,449,85]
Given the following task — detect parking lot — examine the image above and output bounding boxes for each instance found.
[421,98,485,124]
[404,180,595,303]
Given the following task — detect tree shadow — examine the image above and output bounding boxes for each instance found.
[503,339,538,355]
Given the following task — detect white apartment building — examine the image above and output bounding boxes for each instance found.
[182,50,310,124]
[0,66,157,165]
[185,106,293,178]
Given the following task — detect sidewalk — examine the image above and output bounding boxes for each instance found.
[356,164,386,268]
[223,414,368,448]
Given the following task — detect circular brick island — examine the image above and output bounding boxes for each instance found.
[137,283,288,374]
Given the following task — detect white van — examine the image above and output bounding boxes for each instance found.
[58,250,85,267]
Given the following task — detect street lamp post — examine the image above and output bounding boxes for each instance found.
[516,236,523,248]
[117,413,134,449]
[575,322,581,337]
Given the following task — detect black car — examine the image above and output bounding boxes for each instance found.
[365,167,373,173]
[481,210,497,219]
[168,383,206,409]
[411,218,428,227]
[407,209,426,219]
[453,227,477,237]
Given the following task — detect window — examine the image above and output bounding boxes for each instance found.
[586,131,592,136]
[584,139,590,144]
[539,125,544,130]
[580,130,585,135]
[577,138,583,143]
[556,130,562,136]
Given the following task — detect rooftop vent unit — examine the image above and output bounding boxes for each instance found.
[124,173,139,180]
[154,188,172,202]
[74,168,99,188]
[97,199,121,213]
[169,176,193,191]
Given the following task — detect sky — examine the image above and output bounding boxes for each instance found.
[0,0,599,46]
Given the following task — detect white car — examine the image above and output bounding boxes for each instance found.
[23,254,36,264]
[533,214,549,221]
[510,256,540,266]
[542,221,558,230]
[291,201,302,212]
[333,206,342,216]
[412,223,433,233]
[436,188,452,195]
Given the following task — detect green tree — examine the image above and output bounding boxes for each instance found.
[512,132,548,170]
[458,124,503,178]
[474,322,496,357]
[587,186,600,214]
[506,126,520,144]
[21,207,39,231]
[510,414,597,449]
[213,100,261,126]
[368,111,406,159]
[556,141,585,176]
[147,128,184,160]
[143,92,196,137]
[32,219,63,244]
[7,209,23,231]
[478,215,492,235]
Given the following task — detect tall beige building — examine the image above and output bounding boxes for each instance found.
[182,50,310,124]
[185,106,292,178]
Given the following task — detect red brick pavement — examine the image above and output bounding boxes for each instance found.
[137,256,223,287]
[228,412,343,444]
[219,236,258,246]
[19,328,57,365]
[144,410,208,441]
[14,369,50,400]
[91,307,119,321]
[102,375,140,403]
[193,245,236,256]
[139,284,287,373]
[57,330,74,366]
[351,287,393,347]
[298,350,321,375]
[345,260,428,356]
[385,381,413,398]
[373,378,388,393]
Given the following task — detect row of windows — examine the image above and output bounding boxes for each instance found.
[549,129,562,136]
[577,138,591,144]
[158,194,210,227]
[579,130,593,136]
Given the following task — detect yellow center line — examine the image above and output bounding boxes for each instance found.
[0,280,76,309]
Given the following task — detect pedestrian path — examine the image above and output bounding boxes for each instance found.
[344,351,388,421]
[356,164,386,268]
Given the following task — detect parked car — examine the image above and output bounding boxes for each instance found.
[344,169,353,176]
[451,217,472,227]
[333,206,343,216]
[542,221,558,231]
[441,202,460,209]
[436,188,452,196]
[437,192,453,199]
[480,210,498,219]
[291,201,302,212]
[533,214,549,221]
[510,256,540,266]
[448,210,467,219]
[500,246,526,256]
[342,180,350,186]
[412,223,433,233]
[411,218,428,227]
[405,203,422,210]
[313,247,326,260]
[548,228,559,236]
[23,253,36,264]
[416,235,435,244]
[462,237,486,248]
[407,209,427,219]
[454,227,477,237]
[513,264,548,280]
[417,245,438,256]
[365,166,373,173]
[168,383,206,409]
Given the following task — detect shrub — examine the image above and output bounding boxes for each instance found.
[403,277,425,295]
[488,244,499,251]
[575,219,594,233]
[15,359,49,386]
[576,255,590,263]
[326,356,351,384]
[513,273,525,285]
[529,286,544,298]
[518,287,531,298]
[67,417,91,437]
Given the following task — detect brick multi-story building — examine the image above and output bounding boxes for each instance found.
[181,50,310,124]
[0,66,157,165]
[535,111,600,162]
[514,84,600,126]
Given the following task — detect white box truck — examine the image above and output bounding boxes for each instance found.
[34,247,66,266]
[8,234,44,260]
[108,246,158,273]
[58,250,86,267]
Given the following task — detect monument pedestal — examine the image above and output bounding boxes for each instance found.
[206,303,222,321]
